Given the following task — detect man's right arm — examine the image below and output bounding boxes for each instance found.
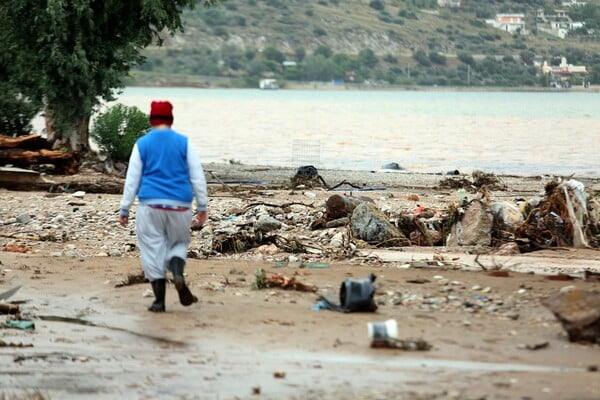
[120,144,143,218]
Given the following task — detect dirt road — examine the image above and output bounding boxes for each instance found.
[1,250,599,400]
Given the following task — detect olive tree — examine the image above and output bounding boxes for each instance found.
[0,0,222,152]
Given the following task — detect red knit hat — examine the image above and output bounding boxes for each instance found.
[149,100,174,126]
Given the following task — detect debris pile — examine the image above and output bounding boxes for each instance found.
[516,179,597,250]
[0,170,598,266]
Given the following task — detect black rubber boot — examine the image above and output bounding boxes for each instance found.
[169,256,198,306]
[148,279,166,312]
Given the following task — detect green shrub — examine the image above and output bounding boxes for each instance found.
[91,104,149,162]
[0,82,40,136]
[313,27,327,37]
[429,52,447,65]
[369,0,385,11]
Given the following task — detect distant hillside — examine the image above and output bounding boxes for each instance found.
[130,0,600,88]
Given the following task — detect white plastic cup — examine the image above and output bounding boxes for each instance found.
[367,319,398,347]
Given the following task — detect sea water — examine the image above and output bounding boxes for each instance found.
[101,87,600,177]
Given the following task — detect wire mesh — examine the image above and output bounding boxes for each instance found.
[291,139,320,167]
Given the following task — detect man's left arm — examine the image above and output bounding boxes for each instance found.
[187,144,208,227]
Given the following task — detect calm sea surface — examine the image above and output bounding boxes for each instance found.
[104,87,599,177]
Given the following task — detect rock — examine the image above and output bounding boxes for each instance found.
[456,200,493,246]
[325,217,348,228]
[543,289,600,343]
[51,214,65,224]
[255,214,282,233]
[380,162,404,171]
[253,244,279,256]
[491,201,524,233]
[16,214,31,224]
[351,202,408,246]
[407,193,419,201]
[325,194,372,219]
[330,231,345,247]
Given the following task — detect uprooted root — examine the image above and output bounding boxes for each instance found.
[515,185,575,249]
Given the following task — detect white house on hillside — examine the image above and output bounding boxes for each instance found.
[437,0,461,8]
[562,0,587,7]
[536,8,585,38]
[486,14,526,34]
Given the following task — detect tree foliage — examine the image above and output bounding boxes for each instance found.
[0,31,41,136]
[0,0,220,152]
[0,82,40,137]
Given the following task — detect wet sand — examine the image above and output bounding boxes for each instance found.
[1,165,600,399]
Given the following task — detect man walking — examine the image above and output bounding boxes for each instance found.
[119,100,208,312]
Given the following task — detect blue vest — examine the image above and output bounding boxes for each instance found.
[136,129,193,203]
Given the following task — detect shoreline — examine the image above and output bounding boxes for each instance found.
[3,161,599,194]
[202,162,600,191]
[126,73,600,93]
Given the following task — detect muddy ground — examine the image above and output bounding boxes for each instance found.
[1,165,600,399]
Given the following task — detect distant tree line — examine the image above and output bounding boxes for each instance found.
[136,42,600,88]
[133,0,600,88]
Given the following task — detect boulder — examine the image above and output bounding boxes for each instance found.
[544,289,600,343]
[255,214,282,233]
[491,201,524,233]
[351,202,408,246]
[455,200,494,246]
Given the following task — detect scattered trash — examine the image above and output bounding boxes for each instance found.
[517,341,549,351]
[317,274,377,313]
[439,170,505,191]
[115,272,147,288]
[367,319,432,351]
[0,303,20,315]
[406,278,430,284]
[6,320,35,330]
[290,165,328,188]
[0,339,33,348]
[2,243,30,253]
[253,268,317,292]
[545,273,573,281]
[584,270,600,282]
[367,319,398,347]
[273,371,286,379]
[253,268,267,290]
[303,263,329,269]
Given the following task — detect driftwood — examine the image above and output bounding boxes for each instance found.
[0,134,79,175]
[0,134,50,150]
[0,148,79,174]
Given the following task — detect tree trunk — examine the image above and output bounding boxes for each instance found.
[44,113,90,153]
[68,116,90,153]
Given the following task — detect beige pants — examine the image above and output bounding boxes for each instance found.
[135,204,193,281]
